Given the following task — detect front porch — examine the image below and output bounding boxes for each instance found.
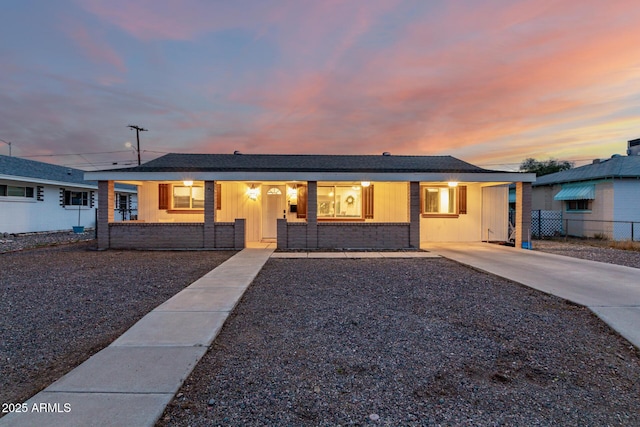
[96,179,532,251]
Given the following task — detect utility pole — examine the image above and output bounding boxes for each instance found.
[127,125,148,165]
[0,138,12,156]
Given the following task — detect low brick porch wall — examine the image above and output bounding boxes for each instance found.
[277,219,412,250]
[106,219,245,249]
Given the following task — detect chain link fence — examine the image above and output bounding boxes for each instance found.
[529,210,639,241]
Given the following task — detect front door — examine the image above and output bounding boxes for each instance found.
[262,185,285,240]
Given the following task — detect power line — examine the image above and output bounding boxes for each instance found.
[20,150,132,158]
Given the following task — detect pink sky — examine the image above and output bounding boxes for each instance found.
[1,0,639,170]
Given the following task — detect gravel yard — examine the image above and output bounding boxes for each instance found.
[532,239,640,269]
[159,258,640,427]
[0,240,236,407]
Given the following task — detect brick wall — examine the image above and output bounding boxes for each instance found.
[215,222,235,248]
[278,221,411,249]
[108,222,244,249]
[109,223,204,249]
[317,223,410,249]
[286,222,308,249]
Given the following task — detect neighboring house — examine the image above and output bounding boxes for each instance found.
[532,141,640,240]
[0,155,137,234]
[85,152,534,250]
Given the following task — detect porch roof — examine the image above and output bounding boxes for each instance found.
[85,153,536,183]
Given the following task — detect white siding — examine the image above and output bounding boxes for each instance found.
[613,180,640,222]
[216,182,262,242]
[137,182,204,223]
[481,185,509,242]
[371,182,408,222]
[0,182,96,233]
[420,183,483,242]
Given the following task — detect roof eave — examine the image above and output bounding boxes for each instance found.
[85,170,536,183]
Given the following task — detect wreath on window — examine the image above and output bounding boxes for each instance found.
[345,195,355,205]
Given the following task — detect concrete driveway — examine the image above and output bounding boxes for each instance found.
[424,242,640,349]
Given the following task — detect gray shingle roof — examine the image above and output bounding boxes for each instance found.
[0,155,135,190]
[534,155,640,186]
[105,153,496,174]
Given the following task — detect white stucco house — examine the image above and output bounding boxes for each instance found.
[85,152,535,250]
[0,155,137,234]
[532,140,640,240]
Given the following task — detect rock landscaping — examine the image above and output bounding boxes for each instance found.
[158,258,640,426]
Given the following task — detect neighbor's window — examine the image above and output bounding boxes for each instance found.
[64,190,88,206]
[0,185,34,198]
[566,200,591,211]
[173,185,204,209]
[422,186,456,214]
[317,185,362,218]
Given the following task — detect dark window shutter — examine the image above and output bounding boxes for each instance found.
[90,191,95,208]
[458,185,467,214]
[216,183,222,210]
[158,184,170,210]
[363,185,374,219]
[60,188,66,207]
[37,186,44,201]
[296,184,307,219]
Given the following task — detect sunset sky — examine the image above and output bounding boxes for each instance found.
[1,0,639,171]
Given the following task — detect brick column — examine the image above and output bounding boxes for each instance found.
[204,180,216,248]
[234,218,246,249]
[515,182,532,249]
[97,180,114,250]
[277,218,288,250]
[306,181,318,249]
[408,181,420,248]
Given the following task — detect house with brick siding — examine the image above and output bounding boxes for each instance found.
[84,152,535,250]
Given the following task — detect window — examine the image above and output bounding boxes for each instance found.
[318,185,363,218]
[566,200,591,211]
[64,190,88,206]
[173,185,204,209]
[0,185,34,198]
[422,186,456,214]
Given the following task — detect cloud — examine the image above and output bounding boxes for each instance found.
[62,20,126,75]
[5,0,640,168]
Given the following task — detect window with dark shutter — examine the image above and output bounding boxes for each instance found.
[158,183,170,210]
[216,183,222,210]
[458,186,467,214]
[363,185,374,219]
[296,184,307,219]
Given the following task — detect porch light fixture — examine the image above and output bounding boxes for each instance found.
[247,184,259,200]
[183,180,193,187]
[447,181,458,187]
[361,181,371,187]
[287,185,298,198]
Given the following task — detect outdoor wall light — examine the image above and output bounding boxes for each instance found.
[247,184,260,200]
[447,181,458,187]
[361,181,371,187]
[287,185,298,200]
[183,180,193,186]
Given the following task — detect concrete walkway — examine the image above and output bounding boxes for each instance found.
[0,246,275,427]
[425,242,640,349]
